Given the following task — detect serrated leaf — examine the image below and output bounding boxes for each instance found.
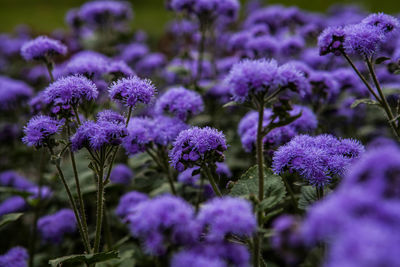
[375,56,391,64]
[49,251,119,266]
[351,98,380,108]
[0,213,23,228]
[230,165,286,211]
[298,186,317,210]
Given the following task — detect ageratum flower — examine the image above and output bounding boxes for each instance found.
[317,26,346,56]
[78,0,133,27]
[126,195,200,255]
[306,71,340,104]
[0,247,28,267]
[44,75,98,114]
[277,63,310,97]
[169,127,227,172]
[171,242,250,267]
[97,109,125,124]
[343,23,383,57]
[151,116,188,146]
[37,209,76,243]
[197,197,256,242]
[0,196,27,217]
[0,76,33,111]
[109,76,156,107]
[106,60,135,79]
[64,51,109,78]
[272,134,364,187]
[280,36,305,56]
[155,87,204,121]
[22,115,63,148]
[115,191,148,218]
[119,43,149,65]
[109,164,134,185]
[245,35,279,58]
[362,13,400,36]
[135,53,166,77]
[0,171,35,190]
[225,59,279,102]
[20,36,67,61]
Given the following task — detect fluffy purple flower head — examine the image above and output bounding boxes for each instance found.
[245,35,279,58]
[173,0,240,22]
[135,53,166,77]
[115,191,148,218]
[277,63,310,97]
[272,134,364,187]
[0,196,27,217]
[44,75,98,113]
[70,121,96,151]
[280,35,305,56]
[22,115,63,148]
[0,171,35,190]
[0,247,28,267]
[122,117,153,155]
[155,87,204,121]
[109,76,156,107]
[106,60,135,78]
[64,51,109,78]
[343,23,383,57]
[97,109,125,124]
[27,186,53,201]
[197,197,256,242]
[177,167,200,185]
[317,26,346,56]
[119,43,149,65]
[171,250,226,267]
[20,36,67,61]
[169,127,227,172]
[362,13,400,36]
[126,195,199,255]
[0,76,33,111]
[169,0,194,12]
[37,209,76,243]
[225,59,279,102]
[79,0,133,27]
[109,164,133,185]
[306,71,340,104]
[152,116,188,146]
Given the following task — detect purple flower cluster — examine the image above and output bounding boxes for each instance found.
[0,247,28,267]
[0,76,33,111]
[169,127,227,172]
[115,191,148,218]
[0,196,27,217]
[272,134,364,187]
[20,36,67,61]
[22,115,63,148]
[109,76,156,107]
[155,87,204,121]
[37,209,77,243]
[0,171,35,190]
[64,51,109,79]
[109,163,134,185]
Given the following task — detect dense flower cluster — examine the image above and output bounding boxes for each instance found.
[20,36,67,61]
[0,76,33,111]
[109,164,134,185]
[0,196,27,217]
[0,170,34,190]
[22,115,63,148]
[0,247,28,267]
[109,76,156,107]
[37,209,77,243]
[115,191,148,218]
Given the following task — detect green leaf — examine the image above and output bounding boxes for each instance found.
[351,98,380,108]
[394,69,400,75]
[298,186,317,210]
[0,213,23,228]
[49,251,119,266]
[222,101,238,108]
[375,56,391,64]
[230,165,286,211]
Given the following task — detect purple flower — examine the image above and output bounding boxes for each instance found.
[225,59,279,102]
[0,247,28,267]
[155,87,204,121]
[115,191,148,218]
[27,186,53,200]
[22,115,63,148]
[245,35,279,58]
[109,76,156,107]
[37,209,76,243]
[317,26,346,56]
[20,36,67,61]
[0,171,35,190]
[151,116,188,146]
[171,250,225,267]
[64,51,109,78]
[97,109,125,124]
[169,127,227,172]
[109,164,133,185]
[119,43,149,65]
[280,35,305,56]
[197,197,256,241]
[126,195,199,255]
[70,121,96,151]
[277,63,310,97]
[44,75,98,112]
[343,23,383,57]
[107,60,135,78]
[306,71,340,104]
[362,13,400,36]
[0,76,33,111]
[135,53,166,77]
[122,117,153,155]
[0,197,27,217]
[272,134,364,187]
[177,167,200,185]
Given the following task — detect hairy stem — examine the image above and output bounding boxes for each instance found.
[45,61,54,82]
[94,148,105,253]
[203,164,222,197]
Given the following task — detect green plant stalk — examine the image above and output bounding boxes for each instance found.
[48,147,91,253]
[44,61,54,82]
[67,124,90,248]
[94,148,105,253]
[160,147,177,195]
[203,164,222,197]
[281,174,298,211]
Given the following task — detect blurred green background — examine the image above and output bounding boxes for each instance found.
[0,0,399,36]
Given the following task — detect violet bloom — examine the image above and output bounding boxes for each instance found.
[0,76,33,112]
[37,209,76,243]
[106,60,135,79]
[343,23,383,57]
[362,13,400,37]
[277,63,311,97]
[20,36,67,62]
[169,127,227,172]
[22,115,63,148]
[126,195,200,255]
[64,51,109,78]
[0,171,35,190]
[151,116,188,146]
[115,191,148,218]
[155,87,204,121]
[272,134,364,187]
[280,35,305,57]
[197,197,256,242]
[97,109,125,124]
[0,196,27,217]
[109,164,133,185]
[225,59,279,102]
[177,167,200,185]
[317,26,346,56]
[171,250,225,267]
[44,75,98,114]
[0,247,28,267]
[119,43,149,65]
[122,117,154,155]
[245,35,279,58]
[109,76,156,107]
[135,53,166,77]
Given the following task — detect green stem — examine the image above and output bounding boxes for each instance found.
[103,209,113,251]
[45,61,54,82]
[203,164,222,197]
[48,147,91,253]
[316,186,324,201]
[72,105,82,125]
[281,174,298,211]
[94,148,105,253]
